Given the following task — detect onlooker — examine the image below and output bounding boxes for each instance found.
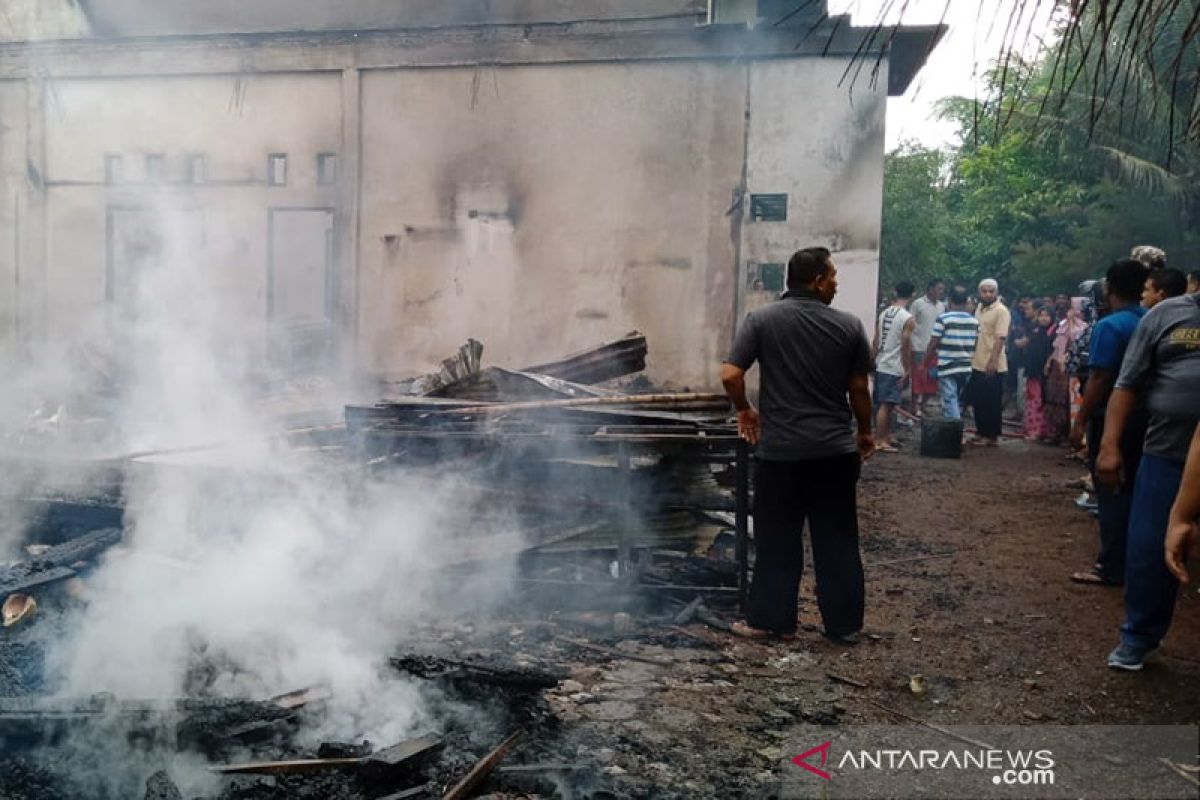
[1098,291,1200,670]
[967,279,1011,446]
[1188,271,1200,294]
[1068,259,1149,586]
[1023,306,1054,440]
[872,281,915,453]
[909,278,946,417]
[721,247,874,644]
[1008,298,1037,416]
[1131,245,1167,271]
[1164,423,1200,584]
[1142,268,1188,310]
[1045,306,1087,444]
[924,286,979,420]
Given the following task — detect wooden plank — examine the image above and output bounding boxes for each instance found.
[211,757,363,775]
[368,735,443,767]
[441,731,522,800]
[211,735,443,776]
[269,684,333,710]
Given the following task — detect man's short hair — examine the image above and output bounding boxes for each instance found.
[895,281,915,299]
[786,247,832,289]
[1148,268,1188,298]
[1186,270,1200,287]
[1106,258,1150,302]
[949,286,969,306]
[1131,245,1167,270]
[927,277,944,289]
[979,278,999,292]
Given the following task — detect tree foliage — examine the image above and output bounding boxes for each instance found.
[881,2,1200,296]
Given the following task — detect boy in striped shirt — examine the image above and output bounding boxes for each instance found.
[923,286,980,420]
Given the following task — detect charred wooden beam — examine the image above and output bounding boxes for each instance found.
[211,735,442,776]
[521,331,648,385]
[390,655,562,692]
[441,731,523,800]
[0,528,122,601]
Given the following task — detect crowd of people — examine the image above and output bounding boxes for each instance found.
[719,244,1199,674]
[872,246,1200,670]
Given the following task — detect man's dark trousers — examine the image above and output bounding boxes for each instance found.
[970,370,1004,439]
[747,453,864,637]
[1086,409,1148,583]
[1121,453,1184,649]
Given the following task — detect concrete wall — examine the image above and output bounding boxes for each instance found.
[39,74,340,342]
[740,57,887,342]
[0,81,28,342]
[0,0,89,42]
[84,0,703,37]
[1,47,890,390]
[358,61,745,386]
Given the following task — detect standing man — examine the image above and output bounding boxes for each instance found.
[1067,259,1149,587]
[968,279,1012,447]
[909,278,946,417]
[924,286,979,420]
[872,282,915,453]
[720,247,874,644]
[1097,291,1200,670]
[1141,268,1188,310]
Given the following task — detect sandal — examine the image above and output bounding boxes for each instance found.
[1070,570,1120,586]
[968,437,998,447]
[875,443,900,453]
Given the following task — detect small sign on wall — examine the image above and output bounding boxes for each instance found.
[746,262,785,292]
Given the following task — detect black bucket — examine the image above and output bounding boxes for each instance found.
[920,418,963,459]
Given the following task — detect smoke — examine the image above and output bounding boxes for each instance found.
[2,196,519,770]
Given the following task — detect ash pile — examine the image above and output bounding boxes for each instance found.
[0,332,756,800]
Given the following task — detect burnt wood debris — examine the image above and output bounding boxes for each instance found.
[0,331,760,799]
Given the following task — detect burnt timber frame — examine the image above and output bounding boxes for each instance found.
[353,422,752,609]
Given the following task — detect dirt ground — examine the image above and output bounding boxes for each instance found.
[458,431,1200,798]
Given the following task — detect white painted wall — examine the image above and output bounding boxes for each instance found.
[5,53,891,390]
[741,57,887,340]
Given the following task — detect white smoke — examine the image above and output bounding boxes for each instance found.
[25,200,518,752]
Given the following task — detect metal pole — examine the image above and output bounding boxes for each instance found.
[735,437,750,611]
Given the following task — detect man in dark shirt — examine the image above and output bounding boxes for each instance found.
[1097,292,1200,670]
[720,247,874,643]
[1068,259,1148,586]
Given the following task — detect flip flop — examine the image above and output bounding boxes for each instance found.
[875,443,900,453]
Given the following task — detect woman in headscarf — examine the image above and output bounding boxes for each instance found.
[1044,304,1088,444]
[1023,306,1055,440]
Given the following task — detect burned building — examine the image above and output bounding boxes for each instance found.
[0,0,943,388]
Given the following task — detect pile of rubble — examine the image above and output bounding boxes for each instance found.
[0,331,758,799]
[348,332,747,593]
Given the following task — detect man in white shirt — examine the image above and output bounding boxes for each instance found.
[872,281,915,453]
[909,278,946,416]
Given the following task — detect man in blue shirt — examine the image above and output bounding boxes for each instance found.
[1068,259,1149,587]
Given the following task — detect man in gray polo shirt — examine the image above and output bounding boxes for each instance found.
[1097,292,1200,670]
[720,247,875,642]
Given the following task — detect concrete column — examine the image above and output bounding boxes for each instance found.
[337,67,362,374]
[22,77,47,346]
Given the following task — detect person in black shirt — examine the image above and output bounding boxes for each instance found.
[721,247,874,643]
